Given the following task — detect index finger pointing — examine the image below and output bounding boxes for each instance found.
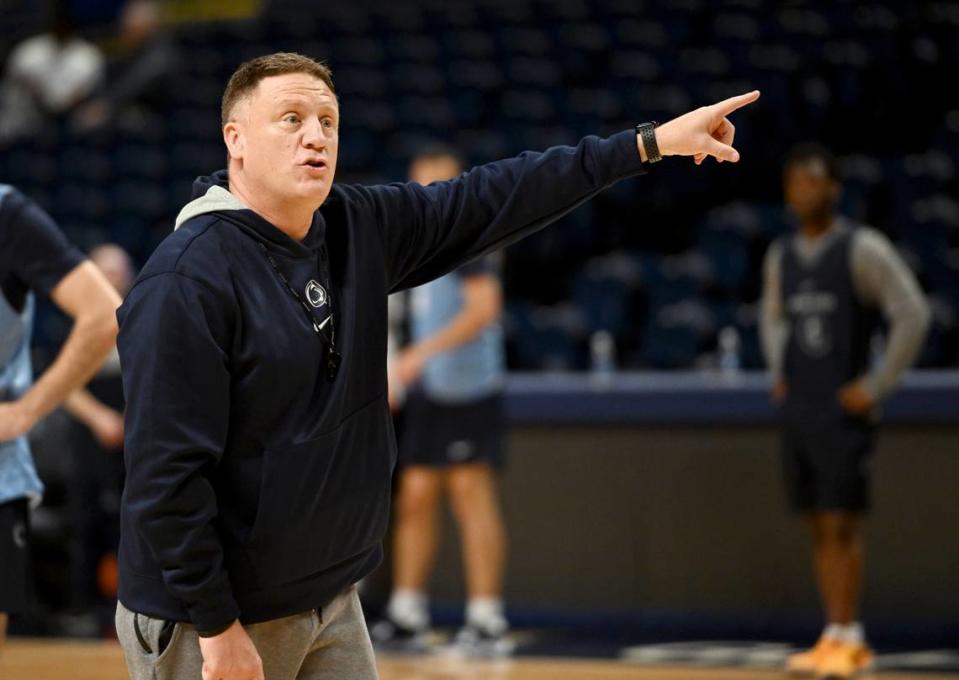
[714,90,760,116]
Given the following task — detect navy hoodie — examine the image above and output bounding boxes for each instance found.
[116,130,646,632]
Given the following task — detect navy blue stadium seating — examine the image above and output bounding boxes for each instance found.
[2,0,956,369]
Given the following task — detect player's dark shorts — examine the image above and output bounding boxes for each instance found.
[0,497,31,613]
[780,405,877,513]
[399,391,505,469]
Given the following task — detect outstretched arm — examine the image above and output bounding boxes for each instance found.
[344,91,761,294]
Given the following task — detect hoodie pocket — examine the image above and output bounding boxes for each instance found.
[247,398,395,587]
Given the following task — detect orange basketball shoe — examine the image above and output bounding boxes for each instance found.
[816,642,875,679]
[786,637,840,675]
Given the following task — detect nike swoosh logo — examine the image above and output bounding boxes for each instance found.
[318,315,333,330]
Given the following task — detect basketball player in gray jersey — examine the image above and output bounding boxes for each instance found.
[760,144,929,679]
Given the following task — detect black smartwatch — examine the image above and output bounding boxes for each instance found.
[636,121,662,164]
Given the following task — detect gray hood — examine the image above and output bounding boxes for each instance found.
[174,185,248,231]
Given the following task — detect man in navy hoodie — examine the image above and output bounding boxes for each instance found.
[115,52,759,680]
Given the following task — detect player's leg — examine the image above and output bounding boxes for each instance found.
[840,514,865,626]
[373,391,447,646]
[381,465,443,641]
[817,511,863,624]
[816,511,872,677]
[447,462,507,601]
[0,612,6,653]
[787,512,842,673]
[815,423,876,678]
[392,465,444,607]
[784,428,844,674]
[810,511,844,625]
[447,461,511,653]
[436,392,511,653]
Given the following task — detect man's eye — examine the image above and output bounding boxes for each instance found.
[284,115,300,124]
[322,118,335,129]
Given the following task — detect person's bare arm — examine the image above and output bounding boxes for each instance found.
[0,261,119,441]
[393,273,502,387]
[63,388,124,450]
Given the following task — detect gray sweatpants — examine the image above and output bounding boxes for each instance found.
[116,586,377,679]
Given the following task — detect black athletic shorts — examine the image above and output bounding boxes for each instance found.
[780,406,877,513]
[399,391,505,469]
[0,497,31,614]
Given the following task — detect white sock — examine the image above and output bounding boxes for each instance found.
[466,597,507,634]
[822,623,843,641]
[387,589,429,630]
[840,622,865,645]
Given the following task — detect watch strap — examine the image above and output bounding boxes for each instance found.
[636,121,662,163]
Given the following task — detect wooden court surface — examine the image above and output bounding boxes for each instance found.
[4,640,959,680]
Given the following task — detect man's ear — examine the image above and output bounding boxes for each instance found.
[224,121,243,162]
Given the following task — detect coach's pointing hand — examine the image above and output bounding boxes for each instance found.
[198,620,264,680]
[639,90,760,165]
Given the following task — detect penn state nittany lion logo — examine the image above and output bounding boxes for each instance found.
[305,280,327,308]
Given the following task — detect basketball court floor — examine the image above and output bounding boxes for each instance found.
[4,639,959,680]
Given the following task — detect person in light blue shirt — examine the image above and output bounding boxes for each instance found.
[0,185,118,652]
[375,146,511,654]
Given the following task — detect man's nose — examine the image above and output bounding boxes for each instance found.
[302,118,326,149]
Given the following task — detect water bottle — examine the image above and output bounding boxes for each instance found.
[718,326,741,376]
[589,330,616,387]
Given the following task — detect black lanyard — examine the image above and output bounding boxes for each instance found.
[258,241,341,382]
